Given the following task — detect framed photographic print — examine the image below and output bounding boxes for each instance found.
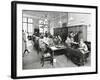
[11,1,98,79]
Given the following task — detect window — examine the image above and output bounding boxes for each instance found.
[22,17,33,35]
[39,19,49,34]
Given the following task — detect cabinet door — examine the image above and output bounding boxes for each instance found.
[61,28,68,41]
[54,27,68,42]
[67,25,87,41]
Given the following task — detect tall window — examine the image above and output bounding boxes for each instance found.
[23,17,33,35]
[39,18,49,34]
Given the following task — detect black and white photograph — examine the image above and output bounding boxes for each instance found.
[22,10,91,69]
[11,1,97,79]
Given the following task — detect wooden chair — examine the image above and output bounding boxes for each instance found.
[40,43,53,67]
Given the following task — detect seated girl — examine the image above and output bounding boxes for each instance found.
[78,39,88,54]
[65,33,74,47]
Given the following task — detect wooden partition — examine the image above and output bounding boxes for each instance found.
[54,27,68,42]
[67,25,87,41]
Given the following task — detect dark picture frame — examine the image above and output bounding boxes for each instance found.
[11,1,98,79]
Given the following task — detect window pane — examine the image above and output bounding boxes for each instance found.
[44,19,48,24]
[45,25,48,28]
[44,27,48,33]
[39,19,44,24]
[23,17,27,22]
[23,23,27,32]
[28,24,33,35]
[39,25,43,28]
[28,18,33,23]
[39,28,43,33]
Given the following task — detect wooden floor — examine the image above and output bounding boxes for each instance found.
[22,41,91,70]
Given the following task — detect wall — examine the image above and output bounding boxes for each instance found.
[23,13,40,35]
[23,11,91,40]
[50,12,91,41]
[0,0,99,80]
[67,25,87,41]
[67,13,91,41]
[67,13,91,26]
[50,13,68,35]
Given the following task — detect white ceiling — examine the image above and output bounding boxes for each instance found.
[23,10,68,21]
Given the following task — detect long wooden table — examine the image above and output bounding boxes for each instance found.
[49,45,67,55]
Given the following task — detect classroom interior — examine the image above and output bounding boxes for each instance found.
[22,10,91,69]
